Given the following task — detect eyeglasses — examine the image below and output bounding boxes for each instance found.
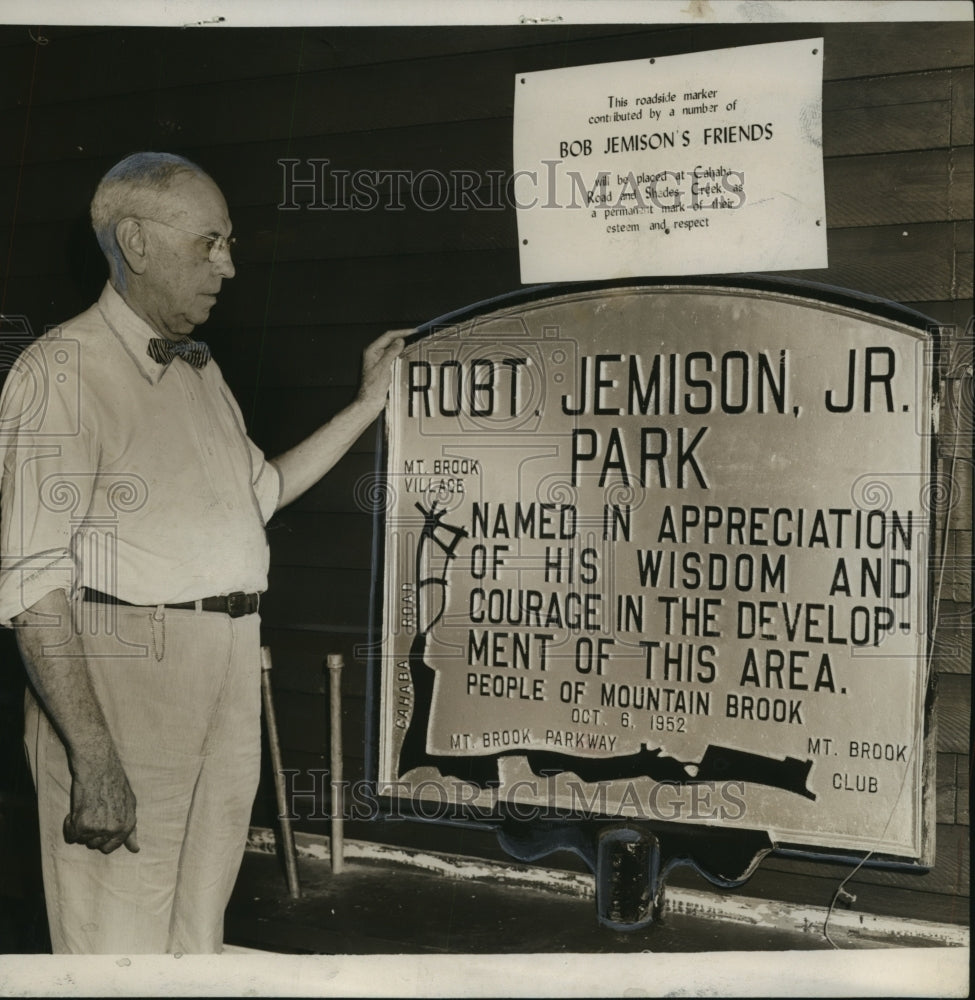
[140,217,237,262]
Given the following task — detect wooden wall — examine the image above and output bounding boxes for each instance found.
[0,19,970,931]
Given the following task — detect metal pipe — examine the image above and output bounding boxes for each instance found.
[327,652,345,874]
[260,646,301,899]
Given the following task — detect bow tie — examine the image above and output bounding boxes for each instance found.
[147,337,211,369]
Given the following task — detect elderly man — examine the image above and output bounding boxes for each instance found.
[0,152,404,953]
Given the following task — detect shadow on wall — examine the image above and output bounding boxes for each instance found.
[0,628,50,953]
[64,212,109,310]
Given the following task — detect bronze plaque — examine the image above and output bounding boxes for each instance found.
[377,284,934,859]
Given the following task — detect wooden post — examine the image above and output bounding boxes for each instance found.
[260,646,301,899]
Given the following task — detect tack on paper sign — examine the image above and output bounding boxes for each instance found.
[513,39,827,283]
[378,286,933,860]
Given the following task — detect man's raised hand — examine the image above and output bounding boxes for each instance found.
[358,328,409,412]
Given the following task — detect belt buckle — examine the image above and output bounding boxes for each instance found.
[226,592,249,618]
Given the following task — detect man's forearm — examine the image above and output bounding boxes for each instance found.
[15,588,138,853]
[270,394,380,511]
[269,327,405,512]
[15,589,119,771]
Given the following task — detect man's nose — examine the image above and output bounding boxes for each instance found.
[213,252,235,279]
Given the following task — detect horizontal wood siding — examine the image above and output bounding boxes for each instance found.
[0,19,970,927]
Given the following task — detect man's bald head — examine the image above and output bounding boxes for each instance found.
[90,152,214,291]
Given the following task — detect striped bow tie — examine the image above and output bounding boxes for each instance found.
[147,337,211,369]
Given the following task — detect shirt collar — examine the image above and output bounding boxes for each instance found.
[97,282,206,385]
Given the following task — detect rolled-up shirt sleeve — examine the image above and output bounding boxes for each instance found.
[249,438,282,524]
[0,341,95,625]
[217,384,281,525]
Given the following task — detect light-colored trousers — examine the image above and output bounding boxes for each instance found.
[24,602,262,954]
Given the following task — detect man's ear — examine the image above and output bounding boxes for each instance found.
[115,218,148,275]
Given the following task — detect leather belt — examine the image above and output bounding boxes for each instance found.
[82,587,260,618]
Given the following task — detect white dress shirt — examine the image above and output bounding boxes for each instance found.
[0,283,280,623]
